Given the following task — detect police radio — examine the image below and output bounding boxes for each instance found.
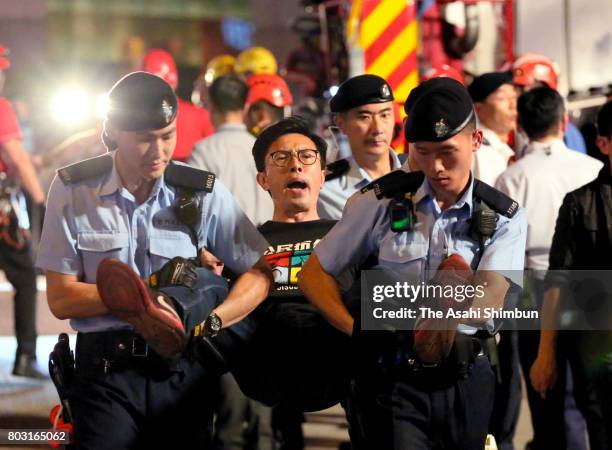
[469,205,498,250]
[175,187,203,261]
[390,192,417,233]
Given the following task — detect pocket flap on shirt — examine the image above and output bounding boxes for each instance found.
[77,232,129,252]
[379,236,429,263]
[149,233,197,259]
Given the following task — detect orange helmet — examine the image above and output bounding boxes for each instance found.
[512,53,559,90]
[422,64,464,85]
[142,49,178,89]
[0,44,10,70]
[245,73,293,109]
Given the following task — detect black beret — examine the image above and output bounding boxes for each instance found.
[106,71,178,131]
[330,74,394,113]
[403,77,475,143]
[468,71,514,102]
[597,100,612,137]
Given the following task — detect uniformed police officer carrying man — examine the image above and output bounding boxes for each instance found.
[36,72,273,449]
[318,74,403,220]
[299,77,527,450]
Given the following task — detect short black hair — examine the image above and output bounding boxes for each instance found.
[209,75,248,113]
[252,116,327,172]
[597,100,612,138]
[248,100,284,123]
[517,86,565,140]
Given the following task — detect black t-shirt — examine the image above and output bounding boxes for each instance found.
[259,219,336,300]
[252,219,350,411]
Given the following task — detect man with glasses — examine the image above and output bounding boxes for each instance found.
[319,74,402,219]
[247,116,351,448]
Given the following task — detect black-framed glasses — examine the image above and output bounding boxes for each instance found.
[269,149,319,167]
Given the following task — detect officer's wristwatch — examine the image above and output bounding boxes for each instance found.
[204,312,222,337]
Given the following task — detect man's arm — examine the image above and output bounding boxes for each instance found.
[298,253,353,335]
[45,270,109,320]
[530,287,561,398]
[530,193,578,397]
[2,139,45,204]
[211,256,273,328]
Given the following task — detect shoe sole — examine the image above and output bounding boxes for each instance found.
[96,258,186,357]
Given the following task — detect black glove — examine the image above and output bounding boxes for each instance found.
[149,257,198,289]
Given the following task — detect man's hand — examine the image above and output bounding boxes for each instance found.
[413,254,473,364]
[530,351,558,399]
[200,249,224,276]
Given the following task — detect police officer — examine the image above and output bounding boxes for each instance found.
[36,72,272,449]
[318,74,402,220]
[299,77,527,449]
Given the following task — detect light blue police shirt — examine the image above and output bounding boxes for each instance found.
[318,149,402,220]
[36,152,269,332]
[315,175,527,332]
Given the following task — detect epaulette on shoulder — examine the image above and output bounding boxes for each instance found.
[165,162,215,193]
[57,153,113,185]
[325,158,350,182]
[360,170,425,199]
[473,179,519,218]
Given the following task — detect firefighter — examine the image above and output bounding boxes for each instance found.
[0,43,45,378]
[244,73,293,136]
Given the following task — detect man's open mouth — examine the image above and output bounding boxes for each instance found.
[286,181,308,189]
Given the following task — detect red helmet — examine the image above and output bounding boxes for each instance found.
[142,49,178,89]
[245,73,293,109]
[0,44,10,70]
[512,53,558,90]
[422,64,464,84]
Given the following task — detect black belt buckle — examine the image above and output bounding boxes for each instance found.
[131,335,148,358]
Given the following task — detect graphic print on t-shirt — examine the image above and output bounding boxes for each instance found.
[265,244,319,288]
[259,220,336,298]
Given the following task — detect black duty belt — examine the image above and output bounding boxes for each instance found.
[387,334,494,386]
[75,330,166,374]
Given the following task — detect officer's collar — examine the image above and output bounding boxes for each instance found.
[99,151,166,201]
[349,149,402,189]
[415,174,474,213]
[99,151,122,197]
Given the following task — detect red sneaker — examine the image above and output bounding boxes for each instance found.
[96,258,187,359]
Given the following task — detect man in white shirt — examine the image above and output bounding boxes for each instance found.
[495,86,602,450]
[188,75,273,226]
[468,71,517,186]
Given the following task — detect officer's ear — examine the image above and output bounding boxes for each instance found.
[471,128,483,153]
[102,121,119,151]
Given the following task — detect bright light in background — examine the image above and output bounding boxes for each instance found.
[328,85,339,97]
[95,93,109,119]
[50,86,92,126]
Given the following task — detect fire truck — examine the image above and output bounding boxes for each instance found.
[296,0,612,151]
